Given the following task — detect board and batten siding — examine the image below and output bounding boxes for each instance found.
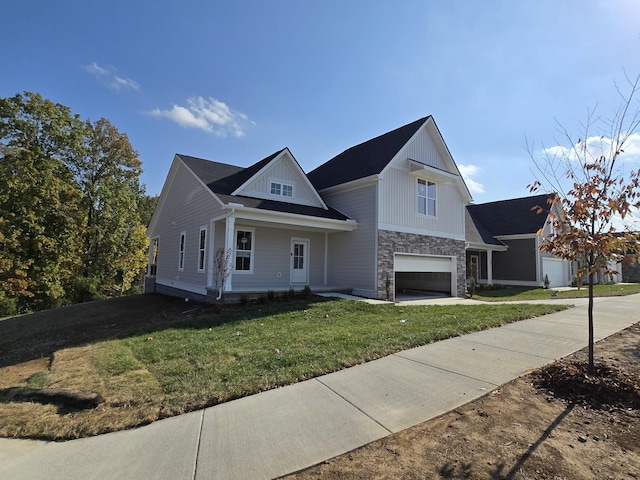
[378,127,466,239]
[229,225,326,290]
[151,161,225,294]
[235,155,325,208]
[322,184,378,296]
[379,167,465,238]
[406,125,448,170]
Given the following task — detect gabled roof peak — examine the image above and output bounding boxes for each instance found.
[307,116,432,190]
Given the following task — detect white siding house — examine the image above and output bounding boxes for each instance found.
[147,116,472,301]
[307,116,472,299]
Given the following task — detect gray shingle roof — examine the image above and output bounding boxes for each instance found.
[307,117,430,190]
[177,153,351,221]
[178,151,282,195]
[466,194,555,238]
[465,209,505,247]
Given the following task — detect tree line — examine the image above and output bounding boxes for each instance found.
[0,92,156,316]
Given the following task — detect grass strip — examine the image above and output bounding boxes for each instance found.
[472,283,640,301]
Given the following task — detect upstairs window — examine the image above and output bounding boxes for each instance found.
[235,229,254,272]
[417,179,436,216]
[270,181,294,198]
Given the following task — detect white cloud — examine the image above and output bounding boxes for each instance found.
[543,133,640,163]
[148,105,211,131]
[112,75,140,91]
[458,164,485,194]
[85,62,107,76]
[84,62,140,91]
[147,96,251,137]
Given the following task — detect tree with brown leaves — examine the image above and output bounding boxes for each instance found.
[528,74,640,374]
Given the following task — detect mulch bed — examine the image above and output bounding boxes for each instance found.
[532,360,640,410]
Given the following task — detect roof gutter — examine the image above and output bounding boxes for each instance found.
[222,203,358,231]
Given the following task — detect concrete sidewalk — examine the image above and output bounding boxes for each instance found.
[1,295,638,480]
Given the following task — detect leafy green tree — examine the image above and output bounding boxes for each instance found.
[0,93,85,312]
[1,92,151,314]
[71,118,149,299]
[529,75,640,374]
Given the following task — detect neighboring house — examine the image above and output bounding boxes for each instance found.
[622,254,640,282]
[146,116,472,301]
[465,194,573,288]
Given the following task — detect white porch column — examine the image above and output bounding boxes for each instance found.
[206,220,216,288]
[487,250,493,285]
[225,216,235,292]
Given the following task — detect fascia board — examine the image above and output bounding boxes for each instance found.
[424,118,473,203]
[316,174,380,195]
[146,157,180,236]
[378,118,428,180]
[231,148,329,210]
[466,242,508,252]
[229,152,285,196]
[285,148,329,209]
[495,233,537,241]
[177,156,226,207]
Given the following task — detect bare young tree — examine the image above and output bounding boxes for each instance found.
[213,247,233,301]
[528,74,640,374]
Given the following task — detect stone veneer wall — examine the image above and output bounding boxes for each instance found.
[377,230,467,300]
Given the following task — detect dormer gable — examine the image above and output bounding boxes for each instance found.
[232,148,327,209]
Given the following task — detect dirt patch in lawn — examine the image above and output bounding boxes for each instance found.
[285,322,640,480]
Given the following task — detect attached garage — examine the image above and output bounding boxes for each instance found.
[394,254,456,298]
[542,257,569,288]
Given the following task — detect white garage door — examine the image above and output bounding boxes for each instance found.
[395,254,452,273]
[542,258,568,288]
[394,254,456,296]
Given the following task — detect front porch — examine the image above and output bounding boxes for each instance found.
[207,205,357,297]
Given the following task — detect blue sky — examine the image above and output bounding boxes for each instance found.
[2,0,640,203]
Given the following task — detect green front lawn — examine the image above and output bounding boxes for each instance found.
[1,297,567,440]
[125,300,567,410]
[471,283,640,301]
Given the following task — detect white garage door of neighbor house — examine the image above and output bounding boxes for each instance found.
[394,254,453,273]
[542,258,568,288]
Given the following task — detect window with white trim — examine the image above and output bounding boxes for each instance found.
[270,181,294,198]
[234,229,254,272]
[178,232,186,271]
[198,227,206,272]
[417,179,436,216]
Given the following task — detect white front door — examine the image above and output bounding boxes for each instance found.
[291,238,309,284]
